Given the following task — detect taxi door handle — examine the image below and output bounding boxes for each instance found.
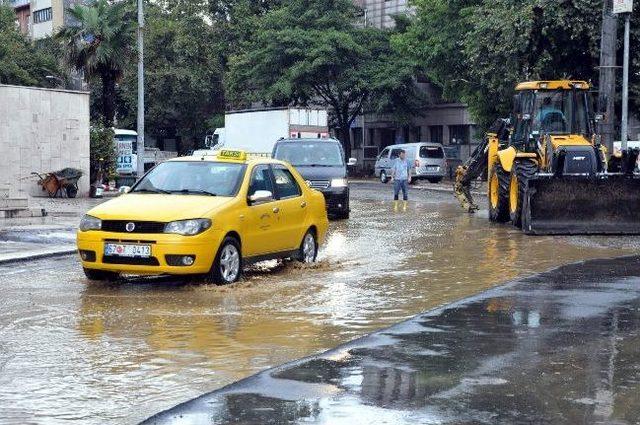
[300,201,307,209]
[273,207,280,214]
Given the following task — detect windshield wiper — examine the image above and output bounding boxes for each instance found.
[133,188,171,194]
[170,189,217,196]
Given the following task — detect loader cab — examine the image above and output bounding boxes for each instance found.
[510,81,594,151]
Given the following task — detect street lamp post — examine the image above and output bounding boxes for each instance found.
[136,0,145,179]
[613,0,634,150]
[621,12,631,150]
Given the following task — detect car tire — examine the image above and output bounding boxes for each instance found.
[380,171,388,184]
[83,268,119,281]
[208,236,242,284]
[296,230,318,263]
[427,177,443,184]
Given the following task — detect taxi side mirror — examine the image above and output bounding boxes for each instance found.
[119,186,131,194]
[248,190,273,205]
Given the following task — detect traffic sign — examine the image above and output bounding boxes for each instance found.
[613,0,633,14]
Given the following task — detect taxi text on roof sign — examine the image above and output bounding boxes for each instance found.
[218,149,247,161]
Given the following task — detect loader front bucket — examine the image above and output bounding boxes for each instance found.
[522,175,640,235]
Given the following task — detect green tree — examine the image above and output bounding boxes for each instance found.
[226,0,423,157]
[89,123,117,185]
[0,4,60,86]
[56,0,135,127]
[396,0,606,129]
[116,3,225,151]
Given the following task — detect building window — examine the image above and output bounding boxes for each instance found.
[429,125,443,144]
[412,126,421,142]
[449,125,470,145]
[33,8,52,24]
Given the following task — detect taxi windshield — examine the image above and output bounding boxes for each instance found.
[132,161,245,197]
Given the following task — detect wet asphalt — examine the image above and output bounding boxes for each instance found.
[1,182,639,424]
[146,255,640,425]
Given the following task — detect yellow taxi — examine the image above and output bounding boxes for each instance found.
[76,150,329,283]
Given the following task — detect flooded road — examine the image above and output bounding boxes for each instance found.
[0,182,638,424]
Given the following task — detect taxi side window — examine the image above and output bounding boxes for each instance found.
[272,166,301,199]
[248,165,275,197]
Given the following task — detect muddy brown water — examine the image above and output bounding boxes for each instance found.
[0,183,637,424]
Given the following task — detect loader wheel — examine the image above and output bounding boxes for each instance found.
[488,162,510,223]
[509,160,538,228]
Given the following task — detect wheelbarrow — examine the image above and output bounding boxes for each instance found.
[32,168,83,198]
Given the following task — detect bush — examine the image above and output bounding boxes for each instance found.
[90,124,117,184]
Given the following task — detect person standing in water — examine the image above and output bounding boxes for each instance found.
[390,149,412,211]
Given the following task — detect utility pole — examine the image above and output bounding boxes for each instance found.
[621,12,631,150]
[598,0,618,154]
[136,0,145,179]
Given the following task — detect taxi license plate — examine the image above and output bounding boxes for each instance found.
[104,243,152,258]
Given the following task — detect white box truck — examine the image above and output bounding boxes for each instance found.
[208,107,330,154]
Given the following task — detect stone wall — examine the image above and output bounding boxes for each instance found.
[0,85,90,199]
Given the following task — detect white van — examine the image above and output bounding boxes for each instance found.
[374,143,447,184]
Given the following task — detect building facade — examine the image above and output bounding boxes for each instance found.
[355,0,410,28]
[9,0,85,39]
[352,0,479,175]
[0,85,91,200]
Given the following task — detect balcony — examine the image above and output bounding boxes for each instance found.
[10,0,30,8]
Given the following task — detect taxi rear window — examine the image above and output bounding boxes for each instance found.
[132,161,246,197]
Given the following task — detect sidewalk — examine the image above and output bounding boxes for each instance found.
[350,178,488,197]
[145,255,640,425]
[0,195,112,264]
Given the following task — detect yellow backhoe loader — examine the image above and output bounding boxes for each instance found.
[455,80,640,235]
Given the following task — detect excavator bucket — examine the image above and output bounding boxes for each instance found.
[522,175,640,235]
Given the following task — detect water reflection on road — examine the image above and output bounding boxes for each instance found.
[0,183,636,424]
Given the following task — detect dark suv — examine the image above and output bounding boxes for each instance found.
[273,138,356,219]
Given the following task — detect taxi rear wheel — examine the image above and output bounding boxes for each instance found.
[208,236,242,284]
[296,230,317,263]
[83,268,119,281]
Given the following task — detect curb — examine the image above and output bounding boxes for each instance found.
[0,248,76,265]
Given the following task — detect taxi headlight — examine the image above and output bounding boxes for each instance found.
[164,219,211,236]
[79,215,101,232]
[331,178,348,188]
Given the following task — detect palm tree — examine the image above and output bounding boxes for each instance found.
[57,0,135,127]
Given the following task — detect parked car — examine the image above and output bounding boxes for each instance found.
[77,149,329,284]
[375,143,447,184]
[272,138,356,219]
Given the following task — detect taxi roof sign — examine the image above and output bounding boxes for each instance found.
[218,149,247,161]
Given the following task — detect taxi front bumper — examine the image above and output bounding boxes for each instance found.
[77,230,223,275]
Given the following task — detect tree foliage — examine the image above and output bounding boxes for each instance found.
[56,0,135,127]
[0,4,60,86]
[226,0,424,156]
[89,123,117,183]
[395,0,629,129]
[116,3,225,150]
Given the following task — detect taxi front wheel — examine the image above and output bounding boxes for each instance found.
[296,230,317,263]
[208,236,242,284]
